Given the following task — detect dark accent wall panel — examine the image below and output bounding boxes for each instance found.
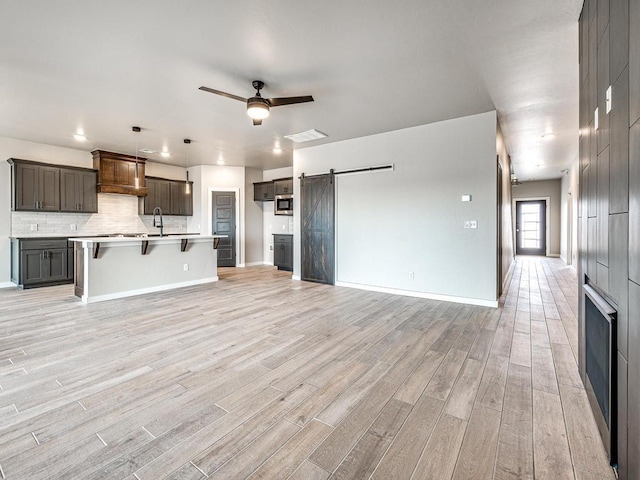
[598,26,611,153]
[619,351,629,480]
[610,0,629,83]
[610,68,630,214]
[590,216,598,274]
[597,147,610,266]
[628,280,640,479]
[630,0,640,125]
[630,122,640,283]
[597,263,610,292]
[590,129,599,217]
[598,0,610,42]
[609,213,629,357]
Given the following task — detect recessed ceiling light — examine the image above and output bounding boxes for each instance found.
[542,133,554,139]
[217,159,225,165]
[273,148,282,154]
[284,129,328,143]
[73,134,87,142]
[139,148,156,154]
[536,164,545,168]
[161,151,170,158]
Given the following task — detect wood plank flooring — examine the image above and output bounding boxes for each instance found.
[0,257,616,479]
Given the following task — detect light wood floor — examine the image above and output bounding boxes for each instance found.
[0,257,616,479]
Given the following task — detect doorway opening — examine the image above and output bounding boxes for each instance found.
[212,191,237,267]
[515,199,547,256]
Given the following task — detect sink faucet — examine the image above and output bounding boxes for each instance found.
[152,207,164,237]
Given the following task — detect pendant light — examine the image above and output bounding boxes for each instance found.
[132,126,141,189]
[184,138,191,194]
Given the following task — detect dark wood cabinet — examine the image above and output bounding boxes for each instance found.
[60,168,98,213]
[273,234,293,271]
[8,159,97,213]
[170,181,192,215]
[10,160,60,211]
[142,177,193,216]
[11,238,71,288]
[253,181,275,201]
[274,177,293,195]
[92,150,148,197]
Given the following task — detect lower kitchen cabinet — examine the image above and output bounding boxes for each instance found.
[273,234,293,271]
[11,238,73,288]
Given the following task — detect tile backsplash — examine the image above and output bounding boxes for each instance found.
[11,193,188,237]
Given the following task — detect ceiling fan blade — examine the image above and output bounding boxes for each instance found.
[252,119,263,126]
[267,95,314,107]
[199,86,247,103]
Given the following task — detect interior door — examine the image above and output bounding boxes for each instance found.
[516,200,547,255]
[212,191,236,267]
[301,174,335,284]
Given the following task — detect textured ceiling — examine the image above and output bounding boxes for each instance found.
[0,1,581,179]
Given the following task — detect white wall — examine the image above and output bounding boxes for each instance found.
[262,166,294,265]
[512,179,562,256]
[497,123,515,288]
[188,165,246,266]
[560,159,579,267]
[245,168,264,266]
[293,111,498,305]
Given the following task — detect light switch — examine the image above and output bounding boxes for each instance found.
[461,194,472,202]
[464,220,478,229]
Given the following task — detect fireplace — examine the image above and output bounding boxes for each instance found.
[583,283,617,466]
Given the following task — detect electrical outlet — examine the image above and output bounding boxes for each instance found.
[70,224,77,231]
[183,264,189,271]
[464,220,478,229]
[269,245,274,251]
[30,224,38,231]
[408,271,415,280]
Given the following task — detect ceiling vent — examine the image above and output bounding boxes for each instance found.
[284,129,328,143]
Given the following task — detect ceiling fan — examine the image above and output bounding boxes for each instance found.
[199,80,314,125]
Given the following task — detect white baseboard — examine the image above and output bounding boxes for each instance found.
[83,276,219,304]
[292,275,301,281]
[0,281,16,289]
[334,281,498,308]
[244,261,269,267]
[549,254,561,258]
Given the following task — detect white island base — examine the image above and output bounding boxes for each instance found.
[71,235,226,303]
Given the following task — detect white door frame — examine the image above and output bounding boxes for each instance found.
[512,196,551,256]
[208,187,242,267]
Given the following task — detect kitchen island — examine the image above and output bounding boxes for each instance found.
[71,234,226,303]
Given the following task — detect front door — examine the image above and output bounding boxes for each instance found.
[516,200,547,255]
[212,191,236,267]
[301,174,335,284]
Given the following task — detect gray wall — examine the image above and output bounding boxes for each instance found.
[579,0,639,477]
[293,111,499,305]
[244,167,264,266]
[497,124,515,289]
[513,179,562,256]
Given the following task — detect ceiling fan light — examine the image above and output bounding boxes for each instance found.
[247,98,270,120]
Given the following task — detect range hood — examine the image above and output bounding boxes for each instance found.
[92,150,148,196]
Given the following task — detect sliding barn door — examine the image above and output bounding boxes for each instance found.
[301,174,335,284]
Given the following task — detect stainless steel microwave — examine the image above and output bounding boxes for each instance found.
[275,194,293,216]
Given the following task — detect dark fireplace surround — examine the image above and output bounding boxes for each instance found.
[583,282,617,467]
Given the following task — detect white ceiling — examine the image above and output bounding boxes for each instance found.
[0,1,581,180]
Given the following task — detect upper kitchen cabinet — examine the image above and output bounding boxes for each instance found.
[60,167,98,213]
[8,158,60,211]
[170,181,193,216]
[274,177,293,195]
[253,181,275,201]
[142,177,193,216]
[92,150,148,196]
